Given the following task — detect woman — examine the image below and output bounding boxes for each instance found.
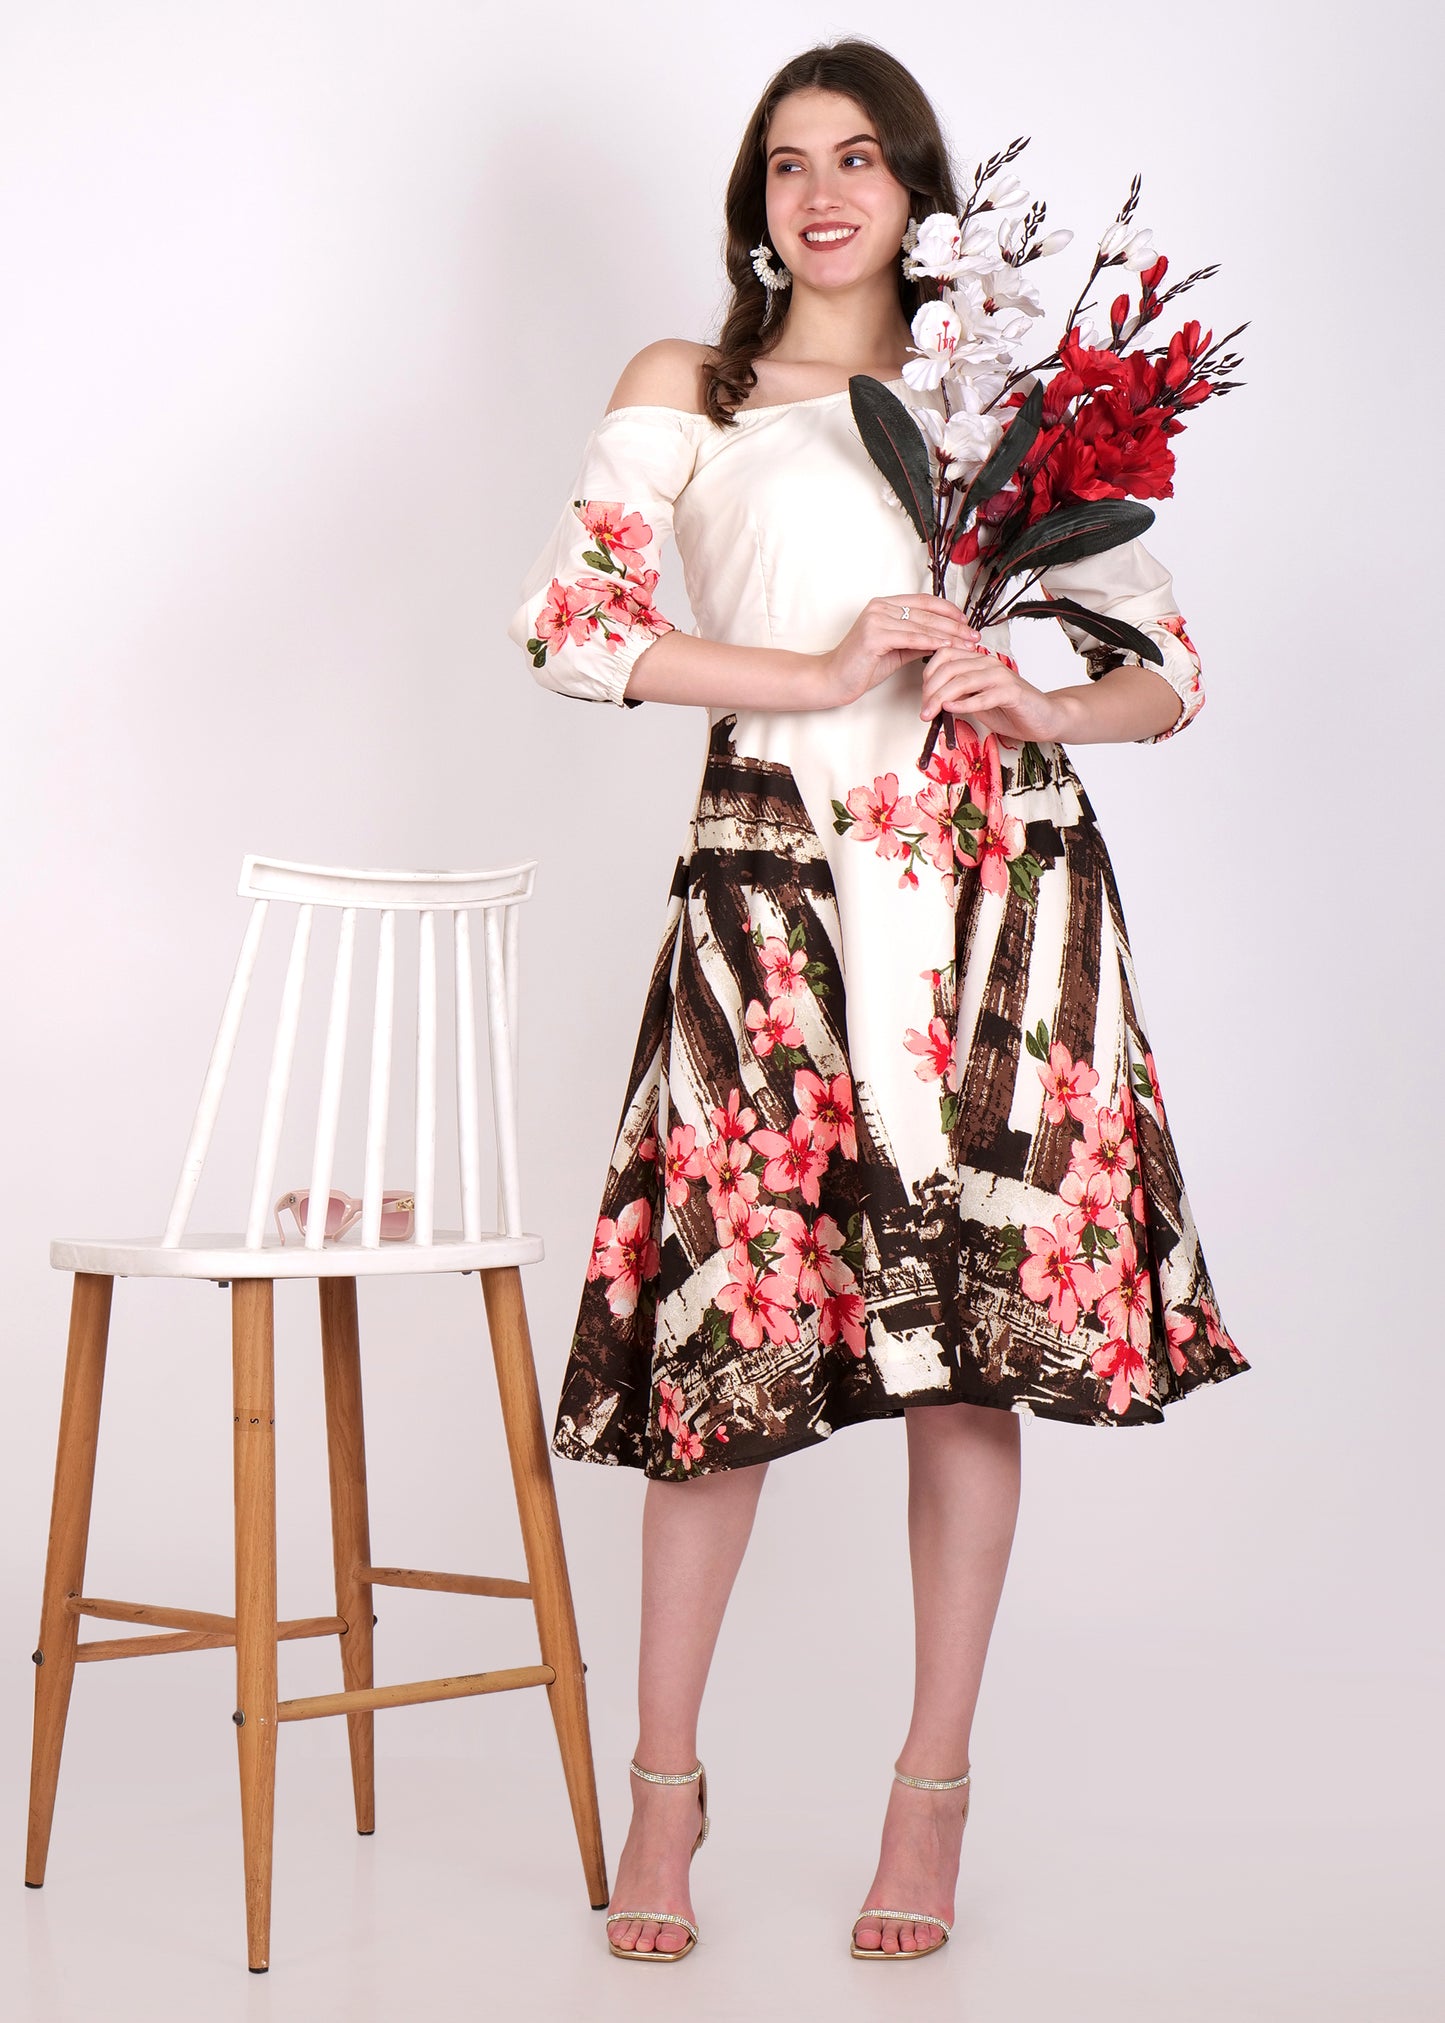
[508,37,1247,1965]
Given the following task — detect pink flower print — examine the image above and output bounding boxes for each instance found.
[671,1424,706,1470]
[709,1088,758,1144]
[586,1215,614,1282]
[715,1200,768,1273]
[957,795,1027,898]
[1018,1214,1098,1334]
[1092,1225,1153,1349]
[745,997,803,1058]
[1164,1306,1196,1377]
[844,773,917,861]
[1131,1181,1146,1224]
[750,1116,830,1206]
[905,1016,960,1088]
[1059,1165,1121,1237]
[914,779,963,874]
[793,1069,857,1159]
[621,565,673,632]
[575,570,638,625]
[714,1259,800,1350]
[1199,1293,1244,1364]
[536,578,595,650]
[663,1124,706,1208]
[759,936,807,999]
[656,1377,687,1435]
[579,500,653,555]
[956,724,1003,809]
[1037,1041,1100,1126]
[597,1198,660,1318]
[771,1209,849,1306]
[1070,1105,1137,1202]
[639,1135,658,1163]
[1091,1336,1152,1415]
[1144,1050,1166,1123]
[704,1137,760,1227]
[820,1286,867,1357]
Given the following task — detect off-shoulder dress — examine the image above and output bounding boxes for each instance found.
[508,375,1247,1479]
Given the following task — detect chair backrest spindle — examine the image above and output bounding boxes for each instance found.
[454,910,484,1243]
[360,908,396,1248]
[413,908,437,1247]
[162,897,270,1247]
[244,903,314,1249]
[483,906,523,1239]
[304,906,357,1249]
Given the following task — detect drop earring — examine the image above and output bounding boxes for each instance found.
[750,236,792,327]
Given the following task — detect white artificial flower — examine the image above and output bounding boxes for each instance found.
[985,267,1045,320]
[1074,319,1107,350]
[1035,228,1073,257]
[902,297,964,389]
[942,410,1004,481]
[985,174,1030,211]
[1098,222,1130,260]
[1119,227,1156,270]
[907,210,1000,281]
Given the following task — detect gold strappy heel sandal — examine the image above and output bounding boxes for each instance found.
[605,1757,710,1962]
[850,1762,971,1961]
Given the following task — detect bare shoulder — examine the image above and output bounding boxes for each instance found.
[605,339,714,417]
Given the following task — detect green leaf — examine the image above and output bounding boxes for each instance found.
[1006,597,1165,666]
[580,546,619,573]
[956,380,1045,527]
[848,375,936,544]
[955,799,986,831]
[996,1222,1026,1272]
[530,646,548,669]
[832,799,855,834]
[940,1090,961,1131]
[988,500,1156,583]
[787,922,806,951]
[1024,1017,1051,1061]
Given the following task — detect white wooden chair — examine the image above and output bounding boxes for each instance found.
[25,854,608,1972]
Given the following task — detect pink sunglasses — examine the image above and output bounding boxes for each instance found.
[273,1189,415,1244]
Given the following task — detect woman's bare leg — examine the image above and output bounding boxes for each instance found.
[853,1401,1022,1956]
[607,1460,769,1954]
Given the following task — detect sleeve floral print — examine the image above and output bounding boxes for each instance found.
[1036,536,1205,743]
[506,407,699,707]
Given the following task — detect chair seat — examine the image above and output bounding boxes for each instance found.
[50,1230,545,1279]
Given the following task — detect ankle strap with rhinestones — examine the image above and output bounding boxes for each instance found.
[629,1757,704,1784]
[893,1763,971,1789]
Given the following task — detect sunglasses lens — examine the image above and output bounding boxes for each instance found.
[324,1193,351,1235]
[380,1205,411,1239]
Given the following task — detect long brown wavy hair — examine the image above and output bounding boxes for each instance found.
[703,40,961,428]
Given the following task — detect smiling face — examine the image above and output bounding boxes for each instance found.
[762,86,912,296]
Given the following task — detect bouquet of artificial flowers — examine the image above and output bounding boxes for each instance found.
[849,137,1247,767]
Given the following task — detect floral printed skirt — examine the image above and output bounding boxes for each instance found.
[553,704,1247,1479]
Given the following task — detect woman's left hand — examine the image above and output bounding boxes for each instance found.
[919,643,1065,744]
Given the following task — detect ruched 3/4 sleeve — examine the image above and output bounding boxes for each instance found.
[507,406,702,707]
[1035,536,1205,745]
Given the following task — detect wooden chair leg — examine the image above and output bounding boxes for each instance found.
[26,1272,114,1888]
[231,1280,278,1973]
[480,1268,608,1909]
[318,1277,375,1836]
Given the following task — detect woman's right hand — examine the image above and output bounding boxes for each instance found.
[814,593,980,709]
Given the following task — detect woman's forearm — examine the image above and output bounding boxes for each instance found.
[1046,662,1184,744]
[624,629,831,711]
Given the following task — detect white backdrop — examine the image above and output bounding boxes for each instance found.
[1,4,1439,2019]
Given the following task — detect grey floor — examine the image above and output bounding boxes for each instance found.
[6,1640,1438,2023]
